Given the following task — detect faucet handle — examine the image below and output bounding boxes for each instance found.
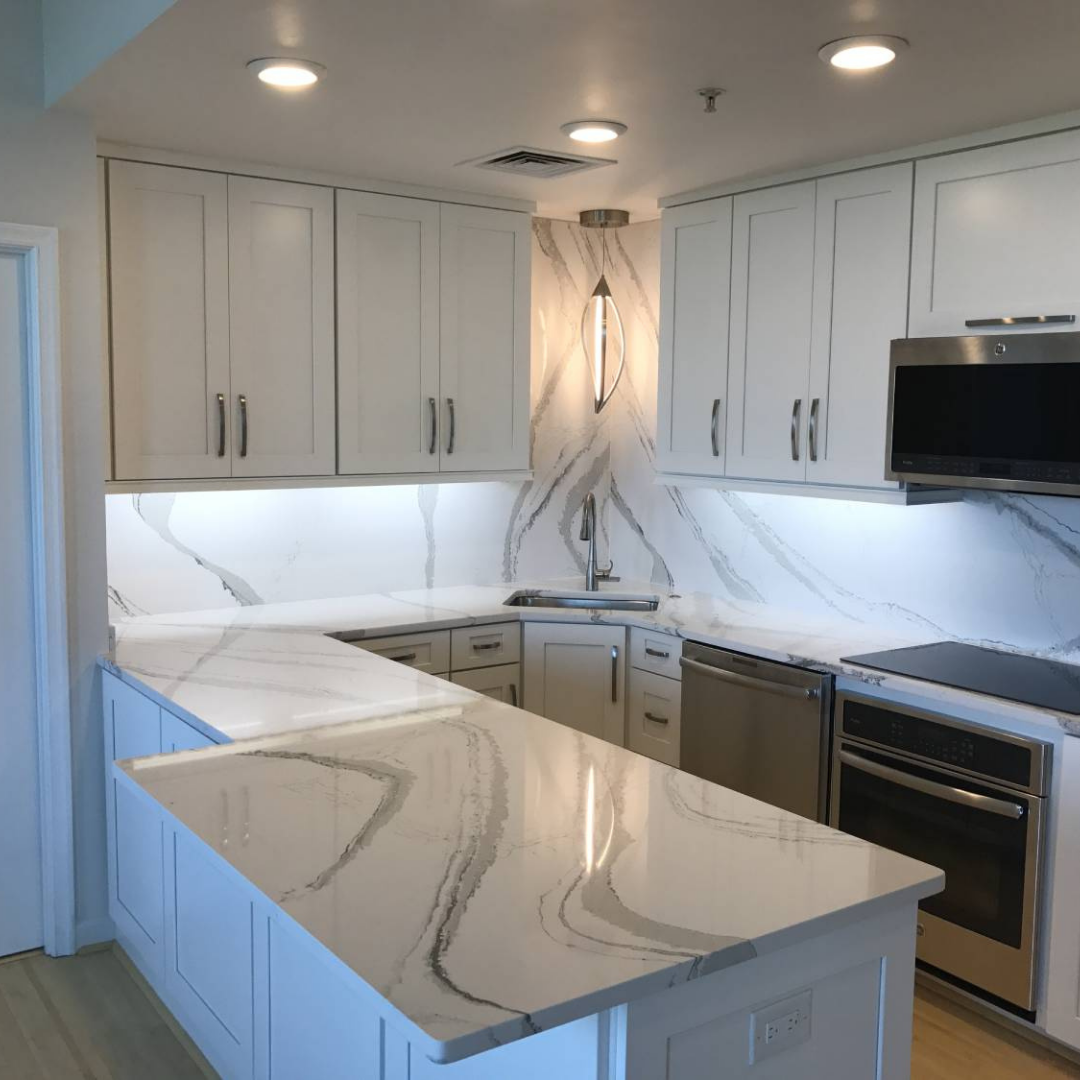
[596,560,615,580]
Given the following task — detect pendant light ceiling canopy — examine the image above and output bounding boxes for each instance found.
[580,209,630,414]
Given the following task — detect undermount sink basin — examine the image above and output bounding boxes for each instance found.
[503,590,660,612]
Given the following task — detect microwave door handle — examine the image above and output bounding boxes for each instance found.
[679,656,820,700]
[837,749,1025,819]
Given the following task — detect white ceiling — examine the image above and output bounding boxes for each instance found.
[62,0,1080,219]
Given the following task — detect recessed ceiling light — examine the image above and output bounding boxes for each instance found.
[560,120,627,144]
[246,57,325,89]
[818,35,908,71]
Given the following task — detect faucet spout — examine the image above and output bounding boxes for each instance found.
[580,493,611,591]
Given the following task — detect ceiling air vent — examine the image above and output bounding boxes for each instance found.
[459,145,615,179]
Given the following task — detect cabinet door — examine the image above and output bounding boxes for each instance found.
[910,130,1080,336]
[806,165,912,489]
[726,182,816,481]
[228,177,335,477]
[109,162,231,480]
[336,190,440,475]
[627,669,681,768]
[656,198,733,477]
[451,663,521,706]
[439,204,531,473]
[522,623,626,746]
[161,710,216,753]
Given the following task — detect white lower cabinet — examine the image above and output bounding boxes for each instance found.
[627,668,681,768]
[351,629,451,676]
[522,623,627,746]
[452,663,521,706]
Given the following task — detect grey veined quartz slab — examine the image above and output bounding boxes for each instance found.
[121,696,942,1059]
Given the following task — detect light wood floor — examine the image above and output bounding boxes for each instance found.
[0,947,211,1079]
[2,949,1080,1078]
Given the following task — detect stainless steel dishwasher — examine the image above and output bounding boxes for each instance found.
[679,641,833,821]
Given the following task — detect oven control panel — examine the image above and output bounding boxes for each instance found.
[842,699,1032,788]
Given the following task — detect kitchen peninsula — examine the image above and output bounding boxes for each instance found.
[103,587,942,1079]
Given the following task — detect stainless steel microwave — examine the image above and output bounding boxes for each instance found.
[886,332,1080,497]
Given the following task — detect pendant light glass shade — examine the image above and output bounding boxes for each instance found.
[581,274,625,414]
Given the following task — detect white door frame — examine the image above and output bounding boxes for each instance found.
[1,222,76,956]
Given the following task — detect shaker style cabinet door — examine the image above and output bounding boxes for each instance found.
[910,129,1080,336]
[656,198,733,477]
[725,181,816,482]
[805,164,912,488]
[109,162,231,480]
[228,176,334,478]
[336,190,440,475]
[439,204,531,473]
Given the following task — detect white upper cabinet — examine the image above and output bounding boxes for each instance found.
[910,129,1080,336]
[656,198,733,476]
[806,164,913,488]
[110,162,231,481]
[439,204,531,473]
[228,177,335,478]
[336,190,440,476]
[726,182,817,481]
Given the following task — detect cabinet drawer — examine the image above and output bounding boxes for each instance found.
[627,669,681,768]
[451,663,521,706]
[451,623,520,671]
[354,630,450,675]
[630,627,682,680]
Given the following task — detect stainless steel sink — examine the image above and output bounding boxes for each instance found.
[503,590,660,612]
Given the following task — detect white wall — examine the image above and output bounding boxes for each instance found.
[1,0,110,945]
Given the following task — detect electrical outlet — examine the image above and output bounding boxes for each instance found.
[749,989,812,1064]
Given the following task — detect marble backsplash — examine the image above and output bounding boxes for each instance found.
[108,217,1080,660]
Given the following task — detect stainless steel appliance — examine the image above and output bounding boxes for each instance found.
[830,692,1050,1017]
[679,642,832,821]
[886,331,1080,497]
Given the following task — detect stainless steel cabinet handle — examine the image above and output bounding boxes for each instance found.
[509,683,518,708]
[611,645,619,703]
[216,393,226,457]
[644,711,670,726]
[809,397,820,462]
[790,398,802,461]
[965,315,1075,328]
[472,641,502,652]
[710,398,721,457]
[386,651,418,664]
[428,397,437,455]
[238,394,248,458]
[679,656,820,700]
[644,646,670,659]
[837,749,1024,820]
[446,397,456,455]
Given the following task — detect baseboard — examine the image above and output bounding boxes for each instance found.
[75,916,114,951]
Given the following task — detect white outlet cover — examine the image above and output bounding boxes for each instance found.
[750,988,813,1064]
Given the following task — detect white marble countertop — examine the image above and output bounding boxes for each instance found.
[119,698,943,1061]
[103,579,1080,743]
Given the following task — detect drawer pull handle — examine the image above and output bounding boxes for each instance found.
[644,647,670,659]
[472,641,502,651]
[790,398,801,462]
[238,394,249,458]
[216,393,226,457]
[611,645,619,703]
[964,315,1075,328]
[644,711,670,726]
[387,652,418,663]
[710,397,721,457]
[428,396,438,455]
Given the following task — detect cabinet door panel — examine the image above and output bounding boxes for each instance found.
[229,176,334,477]
[109,162,230,480]
[910,130,1080,336]
[161,710,216,753]
[439,205,531,472]
[451,663,521,706]
[337,190,440,475]
[727,182,817,481]
[627,669,682,767]
[656,198,733,476]
[522,623,626,746]
[806,164,912,488]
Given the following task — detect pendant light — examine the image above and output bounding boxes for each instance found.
[580,209,629,414]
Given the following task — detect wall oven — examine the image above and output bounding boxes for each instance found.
[830,692,1050,1017]
[886,331,1080,496]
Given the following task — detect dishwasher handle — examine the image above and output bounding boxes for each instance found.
[679,655,821,700]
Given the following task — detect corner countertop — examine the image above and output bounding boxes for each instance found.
[119,696,942,1062]
[103,580,1078,744]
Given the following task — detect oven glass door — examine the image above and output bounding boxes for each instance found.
[836,744,1031,948]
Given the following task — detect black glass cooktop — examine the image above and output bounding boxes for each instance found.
[842,640,1080,716]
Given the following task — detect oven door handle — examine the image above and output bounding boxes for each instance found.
[838,749,1025,819]
[680,656,820,700]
